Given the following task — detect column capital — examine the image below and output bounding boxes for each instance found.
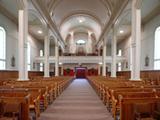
[132,0,142,9]
[16,0,27,10]
[70,31,74,36]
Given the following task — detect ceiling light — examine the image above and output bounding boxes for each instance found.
[76,40,86,45]
[79,19,83,23]
[59,62,62,65]
[120,30,124,34]
[38,30,42,34]
[99,62,102,65]
[77,17,85,23]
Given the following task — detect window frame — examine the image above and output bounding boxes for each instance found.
[0,26,6,70]
[39,49,44,71]
[117,49,122,71]
[154,26,160,70]
[27,42,31,71]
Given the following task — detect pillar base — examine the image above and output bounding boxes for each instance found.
[17,78,29,81]
[110,76,117,78]
[129,78,141,81]
[44,76,50,78]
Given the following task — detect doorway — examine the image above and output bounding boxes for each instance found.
[75,67,87,78]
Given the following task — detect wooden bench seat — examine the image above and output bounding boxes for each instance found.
[0,88,41,119]
[87,76,160,120]
[0,76,73,120]
[0,94,30,120]
[111,91,156,119]
[119,97,160,120]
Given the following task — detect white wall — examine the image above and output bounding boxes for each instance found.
[106,45,111,56]
[141,14,160,70]
[28,35,43,71]
[118,14,160,71]
[118,37,131,71]
[0,13,43,71]
[50,45,55,56]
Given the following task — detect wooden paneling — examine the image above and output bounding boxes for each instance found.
[0,70,44,80]
[117,70,160,80]
[117,71,131,79]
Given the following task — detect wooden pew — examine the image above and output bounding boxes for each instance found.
[111,91,156,119]
[0,88,41,119]
[0,94,30,120]
[0,76,73,120]
[87,76,160,120]
[119,97,160,120]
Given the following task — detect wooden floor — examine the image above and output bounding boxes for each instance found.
[38,79,113,120]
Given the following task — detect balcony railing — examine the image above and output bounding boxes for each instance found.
[35,56,126,64]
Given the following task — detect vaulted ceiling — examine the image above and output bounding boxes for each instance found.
[0,0,160,48]
[41,0,126,42]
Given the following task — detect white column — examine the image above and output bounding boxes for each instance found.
[87,32,92,54]
[44,32,50,77]
[55,40,59,76]
[102,40,106,76]
[61,65,64,76]
[111,27,117,78]
[18,0,28,80]
[98,64,101,75]
[130,0,141,80]
[70,32,76,54]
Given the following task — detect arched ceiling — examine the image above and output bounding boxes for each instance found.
[60,15,102,41]
[28,11,45,40]
[1,0,160,48]
[47,0,112,42]
[50,0,110,27]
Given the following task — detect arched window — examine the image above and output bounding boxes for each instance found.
[27,42,31,71]
[117,49,122,71]
[39,49,44,71]
[0,26,6,70]
[154,26,160,70]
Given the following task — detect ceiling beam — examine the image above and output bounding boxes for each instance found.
[96,0,129,48]
[31,0,65,51]
[48,0,61,14]
[48,0,56,13]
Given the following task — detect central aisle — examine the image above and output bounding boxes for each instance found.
[39,79,113,120]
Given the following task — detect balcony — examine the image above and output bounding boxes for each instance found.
[35,56,126,64]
